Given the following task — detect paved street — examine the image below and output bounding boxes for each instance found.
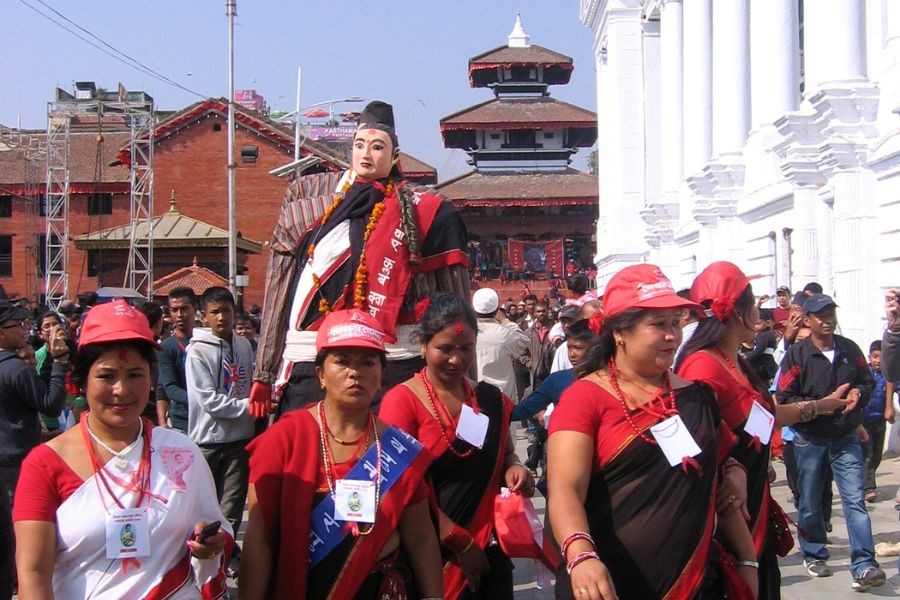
[509,431,900,598]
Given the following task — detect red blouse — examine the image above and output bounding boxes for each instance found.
[549,378,736,471]
[678,350,769,430]
[13,444,85,522]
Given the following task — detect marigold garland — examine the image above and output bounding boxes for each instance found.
[308,175,394,315]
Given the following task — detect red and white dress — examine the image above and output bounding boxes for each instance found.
[14,424,231,599]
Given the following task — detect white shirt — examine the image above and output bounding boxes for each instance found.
[475,317,530,400]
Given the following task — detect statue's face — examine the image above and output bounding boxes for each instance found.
[352,128,394,180]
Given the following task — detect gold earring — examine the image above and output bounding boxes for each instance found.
[615,338,624,347]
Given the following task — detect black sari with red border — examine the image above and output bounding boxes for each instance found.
[427,382,512,599]
[555,383,724,600]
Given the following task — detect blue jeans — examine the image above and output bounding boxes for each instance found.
[793,430,878,577]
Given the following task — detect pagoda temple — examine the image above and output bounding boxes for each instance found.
[436,15,598,296]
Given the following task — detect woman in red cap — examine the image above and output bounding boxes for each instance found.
[14,300,230,599]
[675,261,850,599]
[379,293,535,600]
[240,308,443,600]
[547,264,758,600]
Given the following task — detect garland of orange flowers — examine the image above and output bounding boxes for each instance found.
[308,176,393,314]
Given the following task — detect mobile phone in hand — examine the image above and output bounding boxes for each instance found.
[195,520,221,543]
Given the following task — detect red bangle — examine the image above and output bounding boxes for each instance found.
[442,524,473,554]
[561,531,595,559]
[566,550,600,574]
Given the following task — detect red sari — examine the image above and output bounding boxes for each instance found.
[247,409,432,599]
[379,381,514,600]
[549,380,735,599]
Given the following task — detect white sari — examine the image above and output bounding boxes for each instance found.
[52,426,231,599]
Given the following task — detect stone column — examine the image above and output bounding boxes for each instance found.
[682,0,712,175]
[803,0,867,90]
[750,0,799,128]
[712,0,750,156]
[660,0,684,193]
[581,3,649,287]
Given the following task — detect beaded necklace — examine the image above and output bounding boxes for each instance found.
[606,360,677,445]
[86,415,143,471]
[317,401,381,536]
[307,174,392,314]
[417,368,477,458]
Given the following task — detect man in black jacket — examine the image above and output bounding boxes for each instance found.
[0,300,69,499]
[0,300,68,594]
[776,294,885,590]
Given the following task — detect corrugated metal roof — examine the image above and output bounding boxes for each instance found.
[73,200,263,252]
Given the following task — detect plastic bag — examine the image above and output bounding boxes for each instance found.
[493,487,560,572]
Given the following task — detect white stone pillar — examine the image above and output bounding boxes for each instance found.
[582,4,650,285]
[791,189,819,287]
[750,0,799,128]
[682,0,712,175]
[712,0,750,156]
[660,0,684,193]
[803,0,867,91]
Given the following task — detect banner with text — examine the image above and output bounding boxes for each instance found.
[508,239,564,275]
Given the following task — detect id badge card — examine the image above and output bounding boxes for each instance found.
[334,479,376,523]
[744,400,775,445]
[456,404,489,449]
[105,508,151,560]
[650,415,702,467]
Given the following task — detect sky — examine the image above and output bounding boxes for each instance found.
[1,0,598,181]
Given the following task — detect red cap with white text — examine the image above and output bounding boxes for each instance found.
[603,264,701,319]
[78,299,162,351]
[315,309,386,353]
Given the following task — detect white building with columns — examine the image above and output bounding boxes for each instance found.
[580,0,900,345]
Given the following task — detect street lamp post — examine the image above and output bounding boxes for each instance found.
[269,96,365,177]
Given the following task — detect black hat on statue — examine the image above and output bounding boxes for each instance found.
[357,101,398,147]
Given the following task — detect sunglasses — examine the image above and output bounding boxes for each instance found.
[0,321,24,330]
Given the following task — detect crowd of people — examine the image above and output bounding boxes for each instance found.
[1,97,898,600]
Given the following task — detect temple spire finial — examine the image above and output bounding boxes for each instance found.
[169,189,177,212]
[508,13,530,48]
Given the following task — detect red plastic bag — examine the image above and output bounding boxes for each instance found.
[493,489,560,571]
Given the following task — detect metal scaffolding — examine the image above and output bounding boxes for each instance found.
[125,110,154,296]
[44,105,71,311]
[43,91,154,309]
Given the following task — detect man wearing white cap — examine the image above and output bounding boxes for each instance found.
[472,288,529,402]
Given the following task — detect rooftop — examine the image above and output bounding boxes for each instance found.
[73,194,263,252]
[435,169,598,207]
[153,257,229,296]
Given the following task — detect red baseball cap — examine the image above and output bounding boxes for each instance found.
[316,309,386,354]
[603,264,701,319]
[78,300,162,351]
[690,261,758,320]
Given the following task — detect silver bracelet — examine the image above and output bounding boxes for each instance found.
[736,559,759,569]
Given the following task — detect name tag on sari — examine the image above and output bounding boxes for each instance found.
[650,415,702,467]
[334,479,376,523]
[456,404,489,449]
[105,508,150,560]
[744,401,775,445]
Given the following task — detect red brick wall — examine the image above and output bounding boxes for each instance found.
[0,190,130,301]
[152,112,293,307]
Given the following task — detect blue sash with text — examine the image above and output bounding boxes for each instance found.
[308,426,423,568]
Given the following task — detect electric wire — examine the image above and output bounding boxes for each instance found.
[18,0,208,99]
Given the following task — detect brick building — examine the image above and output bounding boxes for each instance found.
[0,94,437,307]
